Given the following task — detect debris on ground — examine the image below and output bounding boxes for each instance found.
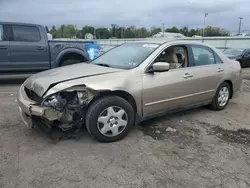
[211,127,250,145]
[166,127,177,132]
[155,130,161,134]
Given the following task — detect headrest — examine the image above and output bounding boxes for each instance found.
[198,54,209,62]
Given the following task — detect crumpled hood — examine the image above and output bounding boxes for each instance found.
[23,63,121,97]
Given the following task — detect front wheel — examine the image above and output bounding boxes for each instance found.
[209,82,231,111]
[85,96,135,142]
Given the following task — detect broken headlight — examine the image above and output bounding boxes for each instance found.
[41,88,90,110]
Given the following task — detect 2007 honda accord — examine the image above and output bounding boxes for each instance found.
[17,40,242,142]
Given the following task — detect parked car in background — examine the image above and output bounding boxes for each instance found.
[17,40,242,142]
[0,22,100,74]
[223,48,250,67]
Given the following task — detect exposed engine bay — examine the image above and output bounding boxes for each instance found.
[28,86,95,141]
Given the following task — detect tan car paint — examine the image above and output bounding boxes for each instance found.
[18,40,242,121]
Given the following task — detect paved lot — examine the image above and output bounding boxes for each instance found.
[1,69,250,188]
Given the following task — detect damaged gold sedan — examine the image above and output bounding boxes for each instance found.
[17,40,242,142]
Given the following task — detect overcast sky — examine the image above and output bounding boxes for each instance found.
[0,0,249,32]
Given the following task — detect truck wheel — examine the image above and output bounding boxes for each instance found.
[60,59,80,66]
[209,82,231,111]
[85,96,135,143]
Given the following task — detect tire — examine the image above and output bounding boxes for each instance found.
[60,59,80,66]
[85,96,135,143]
[209,82,231,111]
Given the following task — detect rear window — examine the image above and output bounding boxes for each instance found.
[12,25,41,42]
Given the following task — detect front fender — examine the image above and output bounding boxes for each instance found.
[43,74,143,116]
[54,48,89,67]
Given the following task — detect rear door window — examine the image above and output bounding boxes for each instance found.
[214,52,223,64]
[190,45,215,66]
[12,25,41,42]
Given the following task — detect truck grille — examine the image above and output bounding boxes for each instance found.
[24,87,42,103]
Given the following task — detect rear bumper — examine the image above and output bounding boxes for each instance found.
[233,79,242,94]
[232,69,243,95]
[17,85,61,127]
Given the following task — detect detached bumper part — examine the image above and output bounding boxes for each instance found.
[17,86,62,128]
[18,107,33,129]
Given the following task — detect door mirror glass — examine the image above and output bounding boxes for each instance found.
[152,62,170,72]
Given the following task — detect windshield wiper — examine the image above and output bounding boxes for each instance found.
[95,63,111,67]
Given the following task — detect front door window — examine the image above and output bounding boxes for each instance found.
[154,45,188,69]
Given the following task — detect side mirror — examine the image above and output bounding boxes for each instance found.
[152,62,170,72]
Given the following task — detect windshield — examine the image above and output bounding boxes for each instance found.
[91,43,159,69]
[223,48,244,56]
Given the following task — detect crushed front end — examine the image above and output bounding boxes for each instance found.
[17,84,94,136]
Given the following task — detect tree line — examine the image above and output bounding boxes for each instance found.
[47,24,230,39]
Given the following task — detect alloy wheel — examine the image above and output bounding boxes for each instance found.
[97,106,128,137]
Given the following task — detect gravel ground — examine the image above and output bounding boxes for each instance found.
[1,69,250,188]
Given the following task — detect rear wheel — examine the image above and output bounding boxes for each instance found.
[85,96,135,142]
[60,59,80,66]
[209,82,231,111]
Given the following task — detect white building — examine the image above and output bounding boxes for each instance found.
[85,33,94,39]
[47,33,53,40]
[151,32,185,38]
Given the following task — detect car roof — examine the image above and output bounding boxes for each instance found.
[125,39,213,47]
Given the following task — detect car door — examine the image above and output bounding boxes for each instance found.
[241,50,250,67]
[182,44,226,104]
[9,24,49,71]
[0,24,10,72]
[142,45,203,117]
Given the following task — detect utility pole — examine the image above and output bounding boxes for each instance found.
[121,27,123,38]
[203,13,208,37]
[162,23,165,38]
[94,28,96,39]
[238,17,243,34]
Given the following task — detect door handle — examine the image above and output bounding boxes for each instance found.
[183,73,193,78]
[36,46,45,50]
[0,46,7,49]
[217,68,224,72]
